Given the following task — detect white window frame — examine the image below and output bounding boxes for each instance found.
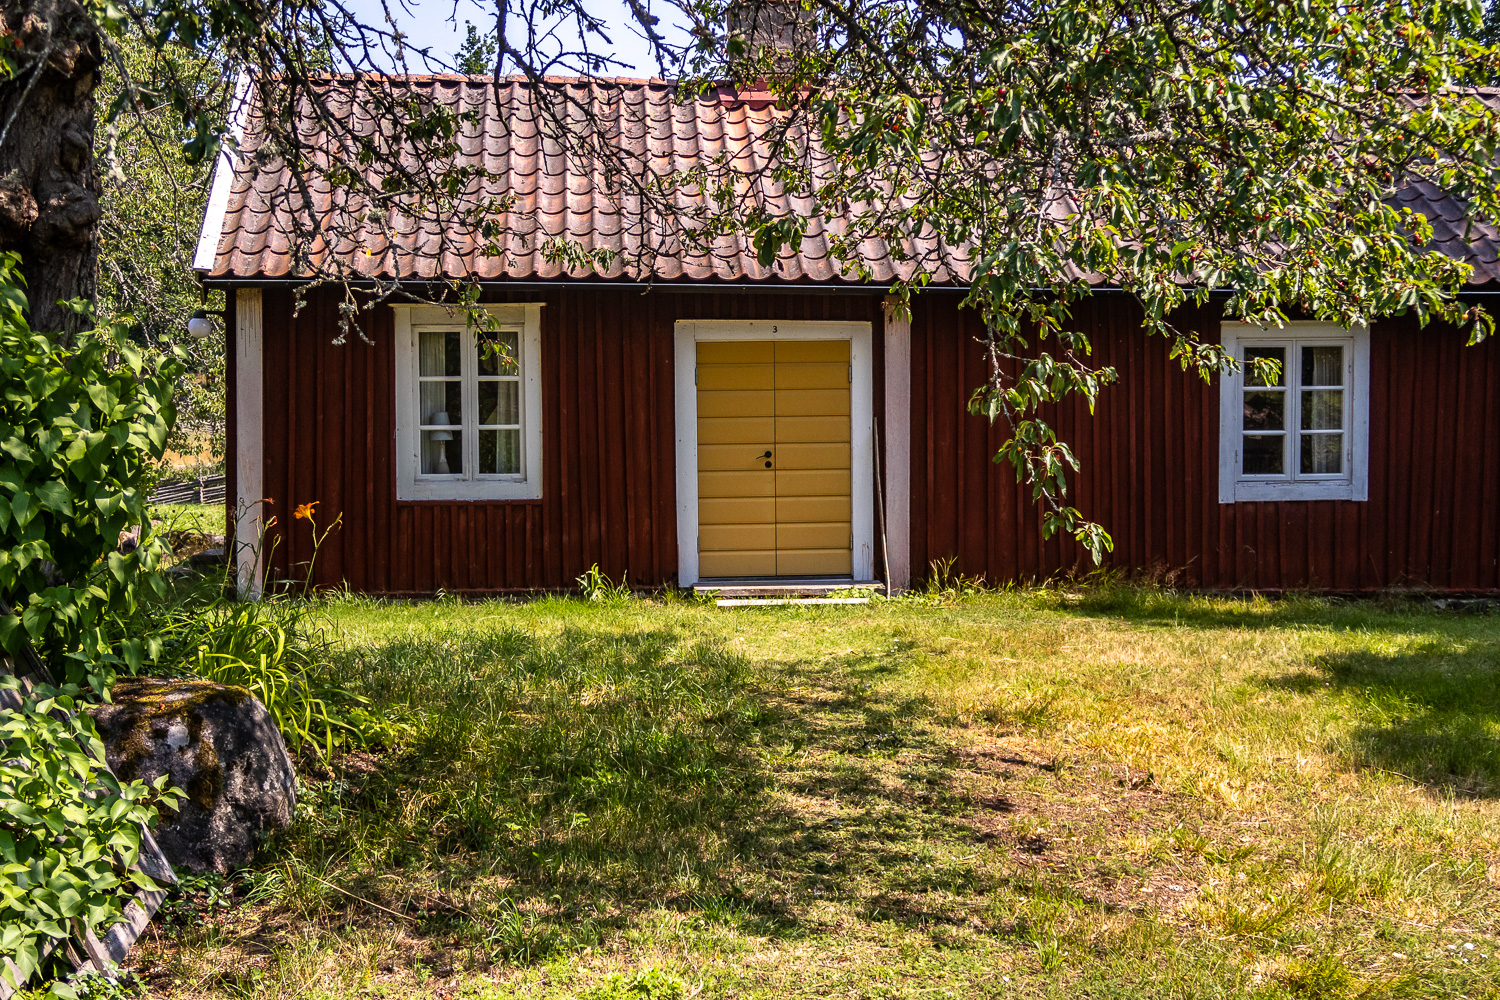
[394,303,543,501]
[1218,322,1369,503]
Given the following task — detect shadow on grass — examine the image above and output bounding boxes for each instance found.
[1053,584,1480,635]
[197,613,1149,976]
[1265,639,1500,797]
[1053,586,1500,797]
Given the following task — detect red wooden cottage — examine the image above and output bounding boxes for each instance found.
[195,76,1500,596]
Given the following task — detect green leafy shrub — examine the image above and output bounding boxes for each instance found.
[0,681,182,997]
[0,252,178,692]
[14,969,148,1000]
[0,253,182,996]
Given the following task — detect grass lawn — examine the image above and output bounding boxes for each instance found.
[131,587,1500,999]
[149,502,226,538]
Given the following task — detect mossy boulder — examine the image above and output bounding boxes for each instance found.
[89,678,296,873]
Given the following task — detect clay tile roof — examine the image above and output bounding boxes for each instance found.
[196,77,1500,288]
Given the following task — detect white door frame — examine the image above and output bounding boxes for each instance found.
[674,319,875,586]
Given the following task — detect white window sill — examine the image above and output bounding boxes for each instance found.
[396,479,540,502]
[1223,481,1364,503]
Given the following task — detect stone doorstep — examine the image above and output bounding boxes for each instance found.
[716,596,872,607]
[695,577,885,599]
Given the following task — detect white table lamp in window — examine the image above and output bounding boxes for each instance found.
[429,411,454,474]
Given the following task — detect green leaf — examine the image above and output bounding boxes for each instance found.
[119,637,144,674]
[34,425,62,457]
[0,798,43,826]
[93,491,123,518]
[33,480,72,515]
[0,436,29,462]
[21,604,48,640]
[53,886,84,918]
[9,488,30,527]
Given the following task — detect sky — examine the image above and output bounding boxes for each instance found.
[339,0,694,76]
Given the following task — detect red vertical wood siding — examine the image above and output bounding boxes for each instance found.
[907,295,1500,591]
[243,283,1500,593]
[254,286,881,591]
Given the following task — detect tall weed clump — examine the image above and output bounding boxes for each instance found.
[123,594,391,759]
[117,500,386,758]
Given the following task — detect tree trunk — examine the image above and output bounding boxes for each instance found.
[0,0,101,338]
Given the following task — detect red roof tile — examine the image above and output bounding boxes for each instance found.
[198,77,1500,288]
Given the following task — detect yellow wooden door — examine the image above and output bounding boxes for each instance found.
[696,340,851,578]
[773,340,851,575]
[697,341,776,577]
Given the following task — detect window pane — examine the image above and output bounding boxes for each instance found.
[480,429,520,474]
[1301,345,1344,387]
[1300,433,1343,474]
[1243,390,1285,431]
[478,330,520,376]
[1244,347,1285,387]
[478,381,520,426]
[420,380,462,425]
[1243,434,1284,475]
[1301,389,1343,430]
[421,429,463,475]
[419,330,462,377]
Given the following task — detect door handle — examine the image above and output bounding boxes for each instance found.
[759,450,772,468]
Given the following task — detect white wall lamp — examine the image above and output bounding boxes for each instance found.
[186,307,224,339]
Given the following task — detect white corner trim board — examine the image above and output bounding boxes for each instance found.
[234,289,264,600]
[674,319,876,588]
[881,298,912,594]
[193,72,254,273]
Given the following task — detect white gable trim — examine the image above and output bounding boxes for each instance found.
[193,72,254,273]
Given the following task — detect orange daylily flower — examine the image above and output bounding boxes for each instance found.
[293,501,318,521]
